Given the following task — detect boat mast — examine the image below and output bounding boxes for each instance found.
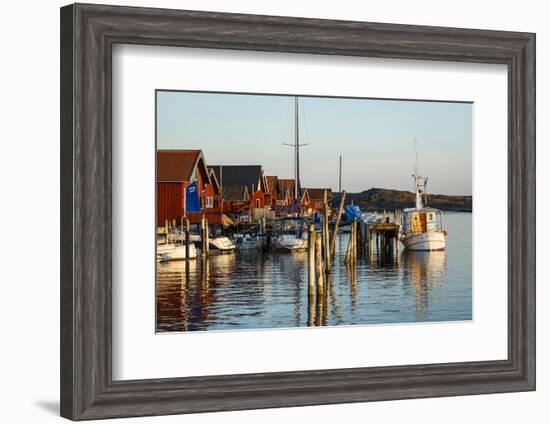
[413,138,428,210]
[294,96,300,201]
[283,96,308,204]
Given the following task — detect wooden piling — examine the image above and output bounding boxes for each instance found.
[205,218,209,256]
[369,227,374,260]
[358,221,363,257]
[352,219,357,264]
[329,191,346,258]
[200,215,206,256]
[323,197,331,274]
[307,224,315,298]
[315,232,324,297]
[344,230,351,264]
[307,295,315,327]
[348,220,355,264]
[185,218,190,262]
[395,231,400,255]
[355,221,359,258]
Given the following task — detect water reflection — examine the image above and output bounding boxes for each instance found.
[402,251,447,320]
[157,213,471,332]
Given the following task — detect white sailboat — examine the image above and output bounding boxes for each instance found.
[401,141,447,251]
[274,217,308,252]
[188,234,236,253]
[274,96,309,252]
[208,236,237,253]
[156,243,198,262]
[238,234,261,251]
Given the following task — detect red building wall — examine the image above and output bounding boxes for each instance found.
[157,182,184,226]
[250,191,265,211]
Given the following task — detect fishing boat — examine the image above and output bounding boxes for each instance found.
[401,141,447,251]
[274,217,308,252]
[156,243,197,262]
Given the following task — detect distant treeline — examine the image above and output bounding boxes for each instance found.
[333,188,472,212]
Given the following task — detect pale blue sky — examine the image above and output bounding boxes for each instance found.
[157,91,472,195]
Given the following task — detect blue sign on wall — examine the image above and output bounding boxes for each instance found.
[185,181,201,212]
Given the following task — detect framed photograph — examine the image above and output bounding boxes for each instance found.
[60,3,535,420]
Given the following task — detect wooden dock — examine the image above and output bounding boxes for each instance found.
[362,221,401,257]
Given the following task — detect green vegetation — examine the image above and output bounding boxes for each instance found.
[333,188,472,212]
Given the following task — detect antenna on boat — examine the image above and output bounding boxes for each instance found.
[283,96,308,202]
[412,138,428,210]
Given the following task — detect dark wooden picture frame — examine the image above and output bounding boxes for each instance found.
[60,3,535,420]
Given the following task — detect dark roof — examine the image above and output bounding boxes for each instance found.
[209,165,263,189]
[222,185,249,201]
[157,150,201,182]
[305,188,332,201]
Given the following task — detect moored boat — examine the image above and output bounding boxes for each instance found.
[274,217,308,252]
[237,234,261,251]
[401,141,447,251]
[401,209,446,251]
[156,243,198,262]
[208,236,237,253]
[189,234,236,253]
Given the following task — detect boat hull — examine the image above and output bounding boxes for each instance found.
[239,241,260,251]
[208,236,236,254]
[401,231,446,251]
[274,237,308,252]
[156,243,197,261]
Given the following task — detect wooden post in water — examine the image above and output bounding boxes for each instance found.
[180,215,184,243]
[348,219,355,265]
[344,229,351,264]
[205,218,209,256]
[355,220,359,258]
[185,218,190,263]
[360,222,365,257]
[200,215,206,257]
[329,191,346,258]
[353,219,357,264]
[315,232,324,297]
[307,224,315,298]
[355,221,359,262]
[349,219,355,265]
[369,227,374,259]
[323,191,331,274]
[395,230,400,256]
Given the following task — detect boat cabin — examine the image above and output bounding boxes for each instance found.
[402,208,443,235]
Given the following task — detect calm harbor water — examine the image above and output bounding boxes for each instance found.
[156,212,472,332]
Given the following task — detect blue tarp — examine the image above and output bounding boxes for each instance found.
[185,181,201,212]
[343,205,361,222]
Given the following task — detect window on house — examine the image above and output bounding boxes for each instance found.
[206,197,213,208]
[255,199,260,208]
